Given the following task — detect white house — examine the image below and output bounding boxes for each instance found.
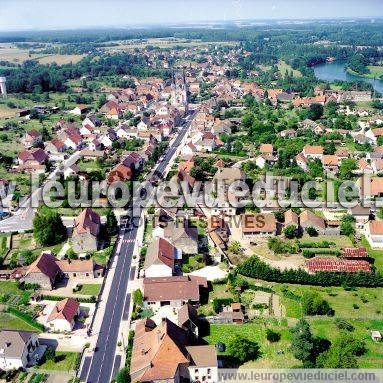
[187,346,218,383]
[365,220,383,249]
[47,298,80,332]
[143,237,181,278]
[181,142,197,156]
[0,330,40,371]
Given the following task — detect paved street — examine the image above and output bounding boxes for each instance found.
[80,112,195,383]
[0,152,81,232]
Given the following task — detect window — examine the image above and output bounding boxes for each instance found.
[195,369,199,373]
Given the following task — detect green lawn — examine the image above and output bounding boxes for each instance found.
[203,320,300,368]
[74,283,101,296]
[271,283,383,320]
[309,318,383,368]
[0,312,39,331]
[37,352,80,372]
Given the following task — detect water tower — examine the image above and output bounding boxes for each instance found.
[0,77,7,98]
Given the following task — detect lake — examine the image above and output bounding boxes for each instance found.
[314,60,383,94]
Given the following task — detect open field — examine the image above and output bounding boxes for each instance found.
[347,65,383,80]
[277,60,302,77]
[104,38,237,52]
[0,43,85,65]
[309,318,383,368]
[203,320,300,368]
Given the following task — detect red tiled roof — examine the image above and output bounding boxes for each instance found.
[25,253,60,281]
[47,298,79,322]
[73,208,101,237]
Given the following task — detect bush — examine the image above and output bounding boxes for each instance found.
[334,319,354,332]
[266,328,281,343]
[306,227,318,237]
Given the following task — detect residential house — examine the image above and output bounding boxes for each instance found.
[47,298,80,332]
[23,253,62,290]
[100,101,121,119]
[163,220,199,255]
[69,104,90,116]
[365,220,383,249]
[299,210,326,235]
[17,148,48,173]
[144,237,181,278]
[350,205,370,230]
[107,163,132,184]
[72,208,101,253]
[302,145,324,160]
[22,129,42,148]
[143,275,208,310]
[240,213,277,237]
[0,330,40,370]
[130,318,217,383]
[55,259,104,279]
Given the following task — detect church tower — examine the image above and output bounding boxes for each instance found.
[171,69,189,114]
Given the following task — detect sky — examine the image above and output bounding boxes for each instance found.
[0,0,382,31]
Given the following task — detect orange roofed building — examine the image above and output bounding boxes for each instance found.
[130,318,217,383]
[47,298,80,332]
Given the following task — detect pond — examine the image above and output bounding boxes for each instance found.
[314,60,383,94]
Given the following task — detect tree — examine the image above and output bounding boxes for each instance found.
[307,103,323,121]
[33,206,66,246]
[316,332,365,368]
[339,158,357,180]
[106,209,118,236]
[284,224,297,239]
[290,319,316,365]
[133,289,143,306]
[228,335,260,364]
[116,367,130,383]
[301,292,333,316]
[340,215,355,237]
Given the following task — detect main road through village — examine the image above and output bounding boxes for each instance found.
[80,112,195,383]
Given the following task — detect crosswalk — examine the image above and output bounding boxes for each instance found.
[122,238,135,244]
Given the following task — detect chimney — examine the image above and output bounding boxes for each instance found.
[141,348,145,355]
[156,329,161,343]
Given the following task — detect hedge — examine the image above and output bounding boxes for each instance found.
[41,295,96,303]
[212,297,233,313]
[7,307,45,332]
[302,249,341,258]
[237,256,383,287]
[299,241,336,249]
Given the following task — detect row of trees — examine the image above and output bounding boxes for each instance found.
[237,255,383,287]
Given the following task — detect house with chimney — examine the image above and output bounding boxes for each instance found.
[143,275,208,311]
[71,208,101,253]
[22,129,42,148]
[22,253,62,290]
[46,298,80,332]
[0,330,40,371]
[130,318,217,383]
